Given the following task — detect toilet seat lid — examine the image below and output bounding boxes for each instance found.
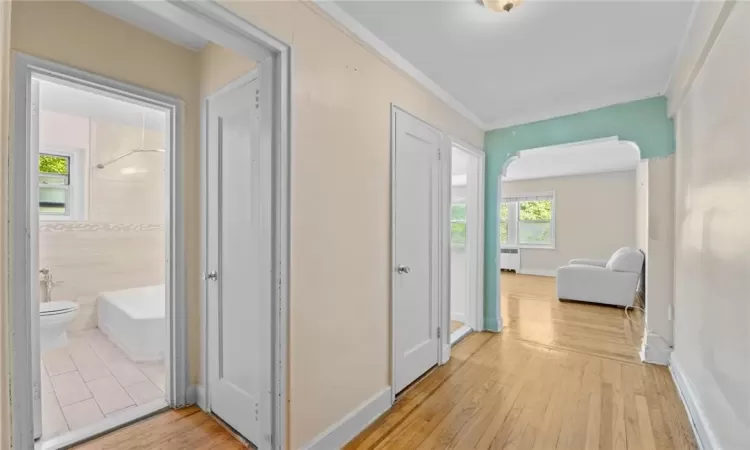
[40,301,78,316]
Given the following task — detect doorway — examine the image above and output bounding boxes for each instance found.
[10,55,186,448]
[449,144,485,344]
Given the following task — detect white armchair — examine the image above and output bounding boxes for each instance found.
[556,247,644,307]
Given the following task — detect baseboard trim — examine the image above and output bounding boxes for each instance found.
[450,312,466,323]
[195,384,207,410]
[669,356,719,450]
[484,315,503,332]
[518,268,557,277]
[302,387,391,450]
[639,331,672,365]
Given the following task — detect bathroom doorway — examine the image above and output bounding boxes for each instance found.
[10,56,186,448]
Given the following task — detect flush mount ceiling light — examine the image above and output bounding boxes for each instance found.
[481,0,523,13]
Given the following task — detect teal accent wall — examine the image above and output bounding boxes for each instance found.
[483,96,675,331]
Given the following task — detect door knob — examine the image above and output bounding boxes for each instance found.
[204,271,218,281]
[396,265,410,274]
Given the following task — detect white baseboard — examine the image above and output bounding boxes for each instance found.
[518,268,557,277]
[195,384,207,410]
[302,387,391,450]
[450,312,465,323]
[639,331,671,365]
[669,356,719,450]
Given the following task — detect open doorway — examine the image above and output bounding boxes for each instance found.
[10,55,184,449]
[497,138,646,362]
[449,143,484,344]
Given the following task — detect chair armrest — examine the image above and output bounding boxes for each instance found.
[568,258,607,267]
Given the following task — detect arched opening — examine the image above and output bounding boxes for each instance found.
[494,137,650,362]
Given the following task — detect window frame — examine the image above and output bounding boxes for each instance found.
[39,147,88,221]
[499,191,556,250]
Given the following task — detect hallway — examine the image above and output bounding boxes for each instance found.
[347,274,696,449]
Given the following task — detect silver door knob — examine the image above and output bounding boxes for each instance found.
[204,271,218,281]
[396,265,410,274]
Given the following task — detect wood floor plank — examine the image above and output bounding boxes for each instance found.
[348,273,697,450]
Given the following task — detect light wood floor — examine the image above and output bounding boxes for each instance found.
[74,274,695,450]
[346,273,696,450]
[72,406,251,449]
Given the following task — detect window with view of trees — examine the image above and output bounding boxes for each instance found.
[451,203,467,247]
[499,194,554,247]
[39,154,70,215]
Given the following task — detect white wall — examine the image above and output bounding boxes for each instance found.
[671,2,750,448]
[502,170,636,275]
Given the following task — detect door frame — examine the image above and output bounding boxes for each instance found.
[9,53,187,449]
[389,105,450,402]
[179,3,290,450]
[449,141,486,341]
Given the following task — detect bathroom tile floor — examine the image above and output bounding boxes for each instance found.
[41,328,166,441]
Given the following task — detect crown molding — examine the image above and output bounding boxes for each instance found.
[311,1,490,131]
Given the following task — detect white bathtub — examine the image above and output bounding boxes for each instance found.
[97,285,165,362]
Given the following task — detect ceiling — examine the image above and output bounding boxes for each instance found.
[503,137,640,181]
[331,0,696,129]
[39,78,167,132]
[84,0,209,50]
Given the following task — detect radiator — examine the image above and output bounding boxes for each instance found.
[500,247,520,272]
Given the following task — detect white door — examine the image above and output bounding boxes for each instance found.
[393,109,441,394]
[206,73,272,446]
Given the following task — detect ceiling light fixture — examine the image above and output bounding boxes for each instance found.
[481,0,523,13]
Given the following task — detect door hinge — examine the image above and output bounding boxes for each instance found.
[437,148,441,160]
[437,327,441,339]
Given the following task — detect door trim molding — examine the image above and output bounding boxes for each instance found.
[9,53,187,449]
[389,105,450,402]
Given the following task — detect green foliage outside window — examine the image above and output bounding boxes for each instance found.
[39,155,68,175]
[519,200,551,221]
[451,204,467,247]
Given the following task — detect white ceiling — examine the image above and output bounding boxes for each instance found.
[84,1,209,50]
[39,78,167,132]
[332,0,696,129]
[503,137,640,181]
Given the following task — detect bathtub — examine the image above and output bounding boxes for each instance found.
[97,285,165,362]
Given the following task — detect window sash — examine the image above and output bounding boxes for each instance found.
[500,193,554,248]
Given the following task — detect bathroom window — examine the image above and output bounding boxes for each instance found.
[39,149,86,221]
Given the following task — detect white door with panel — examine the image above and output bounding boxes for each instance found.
[393,109,441,394]
[206,73,272,447]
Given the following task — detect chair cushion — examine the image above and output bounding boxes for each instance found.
[606,247,644,273]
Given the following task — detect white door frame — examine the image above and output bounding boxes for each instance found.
[390,105,450,402]
[159,2,290,450]
[9,53,188,449]
[449,141,485,339]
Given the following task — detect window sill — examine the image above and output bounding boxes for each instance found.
[517,244,556,250]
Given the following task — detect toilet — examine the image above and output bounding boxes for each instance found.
[40,301,79,351]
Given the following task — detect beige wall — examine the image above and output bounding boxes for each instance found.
[199,43,257,98]
[0,0,11,446]
[9,0,204,380]
[672,2,750,447]
[220,1,484,447]
[502,170,637,274]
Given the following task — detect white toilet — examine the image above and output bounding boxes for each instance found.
[40,301,79,351]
